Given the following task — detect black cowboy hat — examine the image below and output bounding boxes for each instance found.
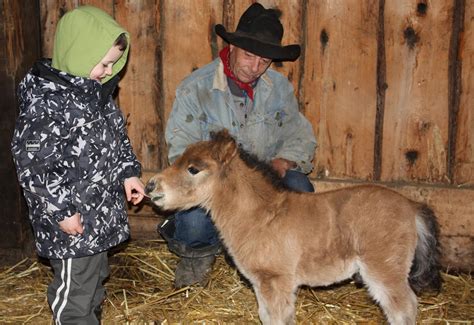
[215,3,301,61]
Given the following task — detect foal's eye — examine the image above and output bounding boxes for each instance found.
[187,166,200,175]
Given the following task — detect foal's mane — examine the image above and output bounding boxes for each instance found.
[210,130,290,191]
[237,149,291,192]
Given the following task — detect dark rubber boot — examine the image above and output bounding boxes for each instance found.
[174,254,216,288]
[158,217,221,288]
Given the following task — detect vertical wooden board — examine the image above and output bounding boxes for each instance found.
[455,1,474,186]
[162,0,223,127]
[40,0,70,57]
[3,0,26,77]
[227,0,252,25]
[221,1,252,53]
[302,0,379,180]
[265,0,303,96]
[115,1,165,170]
[381,1,452,183]
[40,1,114,59]
[1,0,40,260]
[79,0,113,14]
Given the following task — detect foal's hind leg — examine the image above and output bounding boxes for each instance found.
[252,275,297,325]
[359,264,417,325]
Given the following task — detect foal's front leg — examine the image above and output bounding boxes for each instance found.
[254,289,271,325]
[253,275,297,325]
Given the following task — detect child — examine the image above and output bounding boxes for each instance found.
[11,6,145,323]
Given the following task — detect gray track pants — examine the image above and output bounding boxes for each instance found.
[47,251,109,324]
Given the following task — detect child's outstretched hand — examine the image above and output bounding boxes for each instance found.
[124,176,146,205]
[59,212,84,236]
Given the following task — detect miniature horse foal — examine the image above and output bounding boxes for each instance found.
[146,130,441,325]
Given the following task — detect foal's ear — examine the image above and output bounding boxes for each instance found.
[219,138,238,165]
[211,129,237,164]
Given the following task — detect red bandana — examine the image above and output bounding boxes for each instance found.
[219,46,255,100]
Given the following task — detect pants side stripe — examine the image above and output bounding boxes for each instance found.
[50,259,66,315]
[55,258,72,324]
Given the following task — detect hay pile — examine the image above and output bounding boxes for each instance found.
[1,240,472,324]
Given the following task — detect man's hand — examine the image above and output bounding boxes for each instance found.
[59,212,84,236]
[124,176,146,205]
[271,158,297,178]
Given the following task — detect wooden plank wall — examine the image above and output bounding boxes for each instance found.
[35,0,474,270]
[0,0,39,262]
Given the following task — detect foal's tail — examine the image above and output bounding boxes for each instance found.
[409,205,443,294]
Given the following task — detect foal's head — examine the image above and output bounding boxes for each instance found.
[145,129,238,210]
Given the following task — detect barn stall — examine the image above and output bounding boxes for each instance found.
[0,0,473,323]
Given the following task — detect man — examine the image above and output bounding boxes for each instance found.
[159,2,317,288]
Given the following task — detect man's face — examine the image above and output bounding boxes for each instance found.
[229,45,272,83]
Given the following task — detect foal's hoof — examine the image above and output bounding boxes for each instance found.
[352,272,365,288]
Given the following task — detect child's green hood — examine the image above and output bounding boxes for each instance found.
[52,6,129,83]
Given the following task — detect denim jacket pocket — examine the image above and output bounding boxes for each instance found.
[239,110,287,159]
[199,115,228,140]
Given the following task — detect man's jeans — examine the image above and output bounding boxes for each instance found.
[173,170,314,248]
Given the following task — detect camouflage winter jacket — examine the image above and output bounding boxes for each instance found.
[11,60,141,259]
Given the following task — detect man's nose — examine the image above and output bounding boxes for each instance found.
[250,59,260,73]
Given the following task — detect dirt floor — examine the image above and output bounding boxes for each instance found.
[1,240,473,324]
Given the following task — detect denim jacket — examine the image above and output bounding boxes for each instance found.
[166,58,316,174]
